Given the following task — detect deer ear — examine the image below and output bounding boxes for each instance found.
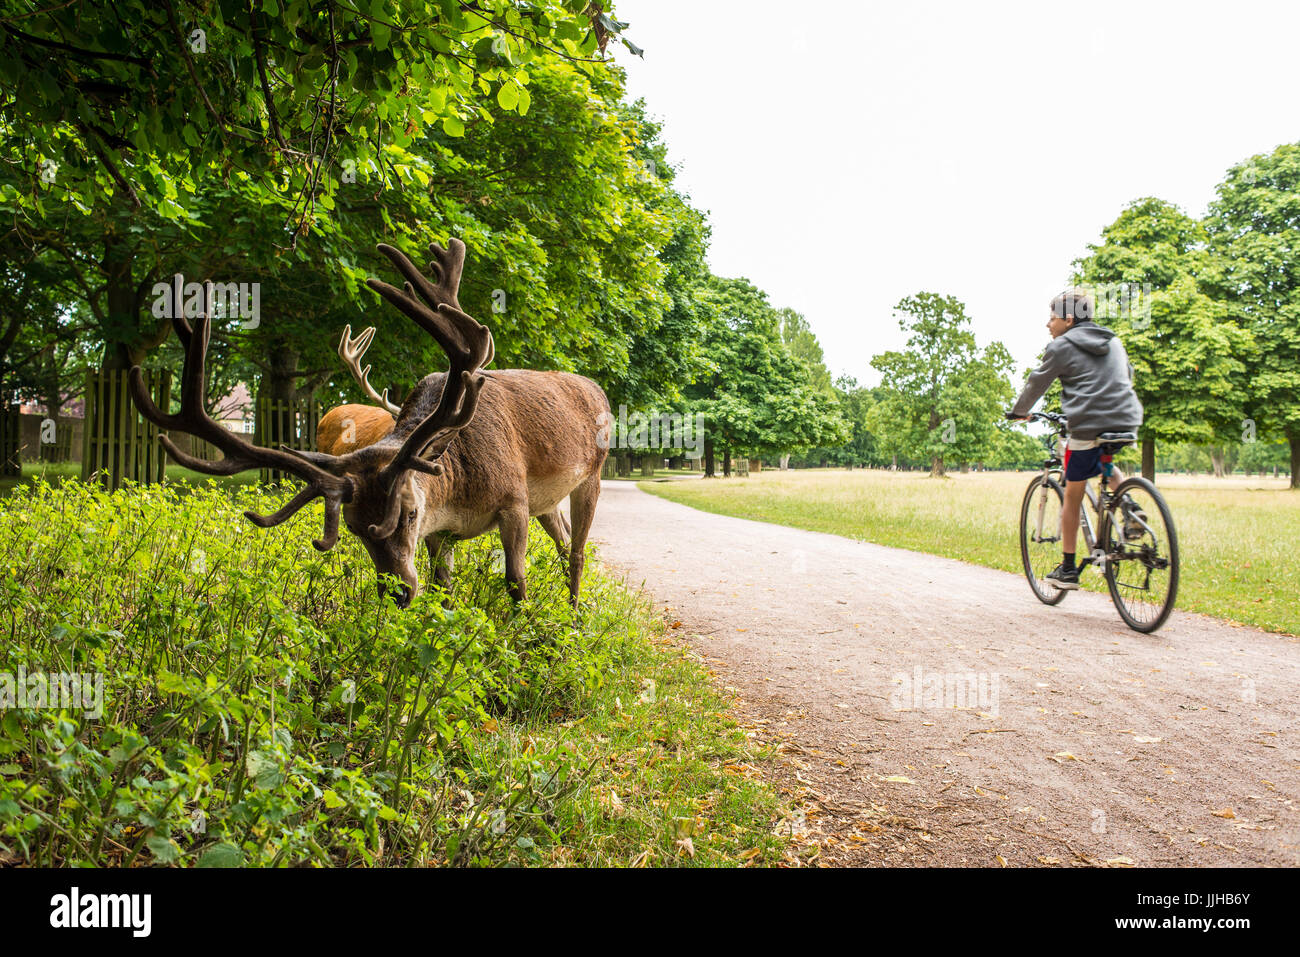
[417,432,458,461]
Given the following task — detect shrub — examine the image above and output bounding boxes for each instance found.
[0,480,640,866]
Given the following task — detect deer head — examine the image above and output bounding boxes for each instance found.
[130,239,494,608]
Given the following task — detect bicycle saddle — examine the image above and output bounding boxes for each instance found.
[1098,431,1137,444]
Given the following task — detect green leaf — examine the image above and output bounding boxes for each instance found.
[198,843,244,868]
[146,835,180,864]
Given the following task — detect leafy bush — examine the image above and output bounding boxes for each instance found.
[0,480,648,866]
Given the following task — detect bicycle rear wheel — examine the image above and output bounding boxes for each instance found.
[1102,477,1179,633]
[1020,474,1067,605]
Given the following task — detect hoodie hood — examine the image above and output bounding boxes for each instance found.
[1060,323,1115,356]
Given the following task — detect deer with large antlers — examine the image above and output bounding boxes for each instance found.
[130,238,610,608]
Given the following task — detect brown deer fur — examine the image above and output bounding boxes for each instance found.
[340,367,608,607]
[316,403,395,455]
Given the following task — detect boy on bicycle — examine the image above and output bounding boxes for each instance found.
[1008,288,1144,589]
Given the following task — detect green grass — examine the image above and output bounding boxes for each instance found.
[0,479,786,867]
[641,469,1300,636]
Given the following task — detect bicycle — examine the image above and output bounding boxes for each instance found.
[1011,411,1180,633]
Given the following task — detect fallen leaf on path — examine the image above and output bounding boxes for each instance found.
[1049,751,1080,763]
[1212,808,1236,819]
[882,775,914,784]
[1104,856,1136,867]
[1133,736,1161,744]
[676,837,695,858]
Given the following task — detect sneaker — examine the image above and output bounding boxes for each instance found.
[1045,562,1080,590]
[1119,497,1148,541]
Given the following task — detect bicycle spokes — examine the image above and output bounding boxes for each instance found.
[1020,476,1067,606]
[1103,481,1179,632]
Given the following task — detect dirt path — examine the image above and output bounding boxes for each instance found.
[587,480,1300,866]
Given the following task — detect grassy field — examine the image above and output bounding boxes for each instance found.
[641,469,1300,636]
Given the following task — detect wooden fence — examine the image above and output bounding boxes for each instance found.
[38,420,75,463]
[81,370,172,489]
[0,405,20,477]
[255,397,321,484]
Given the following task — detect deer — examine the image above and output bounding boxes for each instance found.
[129,238,611,608]
[315,324,399,455]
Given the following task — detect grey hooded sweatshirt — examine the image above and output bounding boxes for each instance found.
[1010,323,1144,440]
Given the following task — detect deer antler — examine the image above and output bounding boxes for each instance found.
[338,324,401,415]
[361,241,495,538]
[129,279,355,551]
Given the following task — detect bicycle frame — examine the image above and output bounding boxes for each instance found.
[1030,432,1121,571]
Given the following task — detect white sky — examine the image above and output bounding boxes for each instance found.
[614,0,1300,385]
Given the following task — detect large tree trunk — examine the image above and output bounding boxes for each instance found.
[87,240,150,485]
[100,238,139,371]
[703,437,716,478]
[722,447,732,478]
[1210,446,1226,479]
[930,454,945,478]
[255,348,301,482]
[616,450,632,477]
[1142,437,1156,482]
[779,453,790,470]
[1290,434,1300,490]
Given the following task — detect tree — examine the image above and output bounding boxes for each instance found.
[0,0,633,244]
[1075,197,1253,480]
[685,276,845,476]
[1204,143,1300,487]
[869,293,1014,477]
[780,308,834,394]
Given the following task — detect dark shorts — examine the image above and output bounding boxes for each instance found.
[1063,446,1103,482]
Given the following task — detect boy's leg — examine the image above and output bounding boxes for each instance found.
[1063,468,1124,553]
[1060,479,1086,555]
[1048,445,1103,590]
[1047,479,1086,590]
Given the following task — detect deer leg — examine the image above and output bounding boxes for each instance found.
[498,506,530,602]
[426,535,455,607]
[565,473,602,607]
[536,508,570,564]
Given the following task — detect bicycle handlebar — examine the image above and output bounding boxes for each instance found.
[1006,410,1066,421]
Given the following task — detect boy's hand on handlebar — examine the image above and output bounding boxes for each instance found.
[1005,411,1030,421]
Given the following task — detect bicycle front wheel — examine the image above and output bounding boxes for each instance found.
[1102,477,1179,633]
[1020,474,1067,605]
